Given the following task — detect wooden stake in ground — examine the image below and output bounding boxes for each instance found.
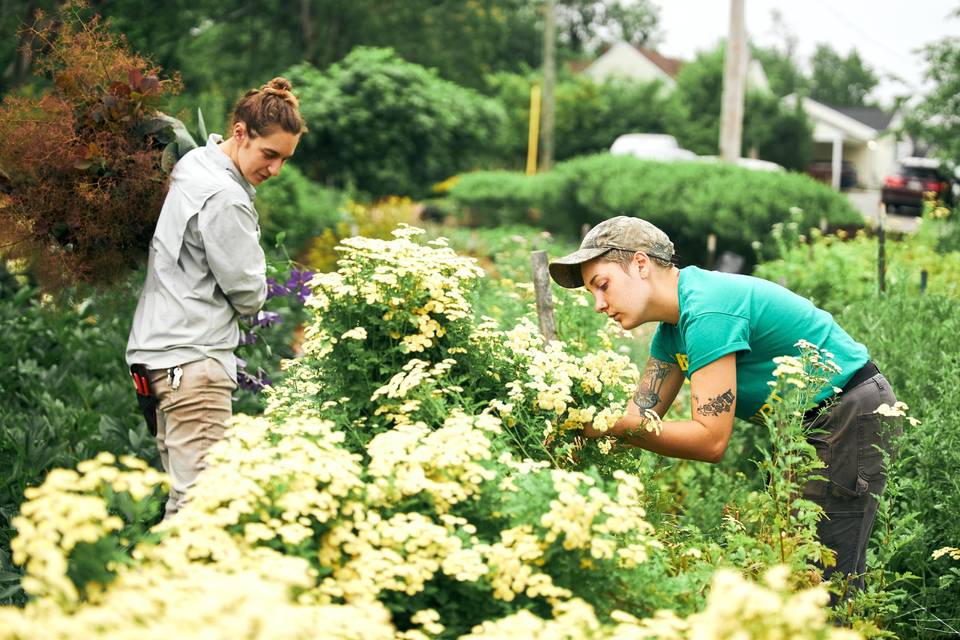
[530,250,557,342]
[877,201,886,293]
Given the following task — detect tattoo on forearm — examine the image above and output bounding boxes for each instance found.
[633,359,675,410]
[697,389,735,416]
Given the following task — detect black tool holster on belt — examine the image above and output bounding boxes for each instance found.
[130,364,158,436]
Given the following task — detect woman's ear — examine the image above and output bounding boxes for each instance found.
[633,251,649,278]
[233,121,246,142]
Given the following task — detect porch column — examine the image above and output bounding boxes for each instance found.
[831,135,843,190]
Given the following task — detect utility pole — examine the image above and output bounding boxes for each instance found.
[719,0,747,162]
[540,0,556,171]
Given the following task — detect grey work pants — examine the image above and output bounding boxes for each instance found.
[802,373,898,595]
[148,358,236,519]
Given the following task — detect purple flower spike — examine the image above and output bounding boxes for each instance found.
[239,330,258,346]
[285,269,315,304]
[254,310,283,328]
[267,277,289,299]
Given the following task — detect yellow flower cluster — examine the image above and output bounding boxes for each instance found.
[304,225,485,355]
[365,411,500,512]
[475,525,573,602]
[462,598,602,639]
[0,560,394,640]
[464,566,861,639]
[153,415,364,565]
[10,452,166,605]
[612,566,861,639]
[932,546,960,561]
[501,318,640,435]
[319,510,471,600]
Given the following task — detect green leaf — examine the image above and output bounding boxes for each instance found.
[0,583,22,600]
[196,107,208,142]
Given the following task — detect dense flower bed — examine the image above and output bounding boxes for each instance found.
[0,227,865,638]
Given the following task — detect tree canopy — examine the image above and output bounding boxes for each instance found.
[808,43,879,108]
[905,34,960,167]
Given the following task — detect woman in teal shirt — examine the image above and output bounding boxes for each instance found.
[549,215,897,597]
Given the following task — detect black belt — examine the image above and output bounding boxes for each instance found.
[803,361,880,422]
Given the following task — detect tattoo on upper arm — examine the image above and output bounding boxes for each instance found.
[633,359,677,410]
[696,389,735,417]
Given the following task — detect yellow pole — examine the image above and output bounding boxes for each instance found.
[526,84,541,175]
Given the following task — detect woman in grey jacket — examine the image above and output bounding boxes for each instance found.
[127,77,306,518]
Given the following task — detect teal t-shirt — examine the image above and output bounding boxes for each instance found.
[650,266,869,423]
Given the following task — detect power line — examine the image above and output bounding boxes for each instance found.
[808,0,930,89]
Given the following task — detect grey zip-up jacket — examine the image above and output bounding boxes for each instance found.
[126,134,266,383]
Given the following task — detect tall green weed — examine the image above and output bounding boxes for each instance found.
[754,222,960,636]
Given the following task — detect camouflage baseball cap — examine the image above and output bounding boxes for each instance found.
[548,216,675,288]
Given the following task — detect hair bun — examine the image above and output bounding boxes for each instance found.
[265,77,293,92]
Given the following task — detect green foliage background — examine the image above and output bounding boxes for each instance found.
[285,48,508,198]
[449,154,862,266]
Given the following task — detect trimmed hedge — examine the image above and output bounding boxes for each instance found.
[449,154,863,267]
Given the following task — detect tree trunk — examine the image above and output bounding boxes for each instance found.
[540,0,556,172]
[301,0,315,64]
[10,2,40,88]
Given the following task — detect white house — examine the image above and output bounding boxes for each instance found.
[578,41,771,94]
[577,42,683,86]
[789,96,902,189]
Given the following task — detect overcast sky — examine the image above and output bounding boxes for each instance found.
[650,0,960,107]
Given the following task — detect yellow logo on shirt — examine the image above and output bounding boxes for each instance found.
[675,353,689,371]
[750,390,783,424]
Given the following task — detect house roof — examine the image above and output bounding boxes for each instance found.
[635,46,683,78]
[787,96,881,143]
[570,43,684,79]
[831,106,894,132]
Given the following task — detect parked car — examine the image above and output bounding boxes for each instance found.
[610,133,697,161]
[698,155,785,172]
[881,157,954,215]
[610,134,784,171]
[806,160,858,190]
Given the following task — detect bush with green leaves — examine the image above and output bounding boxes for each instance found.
[754,219,960,314]
[449,153,862,266]
[751,226,960,636]
[254,163,347,260]
[0,279,154,605]
[284,47,507,198]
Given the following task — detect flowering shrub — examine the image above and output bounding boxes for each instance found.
[0,3,182,287]
[0,412,663,637]
[10,453,165,607]
[0,226,862,637]
[274,225,645,472]
[466,567,859,639]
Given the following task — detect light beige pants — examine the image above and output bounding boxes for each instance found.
[148,358,235,519]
